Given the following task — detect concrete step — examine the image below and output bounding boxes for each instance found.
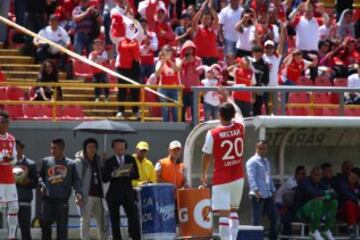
[0,63,41,71]
[0,56,34,64]
[0,49,21,56]
[5,78,84,83]
[3,71,67,79]
[62,94,117,102]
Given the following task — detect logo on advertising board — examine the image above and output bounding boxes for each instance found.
[179,198,212,229]
[47,165,68,184]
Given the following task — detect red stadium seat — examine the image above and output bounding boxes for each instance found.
[313,107,324,116]
[345,107,360,117]
[312,92,331,104]
[323,107,339,116]
[315,76,332,86]
[23,105,44,118]
[73,59,93,80]
[6,86,24,100]
[288,92,311,103]
[43,105,64,119]
[334,78,348,87]
[63,105,85,119]
[286,107,310,116]
[0,87,6,100]
[4,105,24,119]
[297,77,313,86]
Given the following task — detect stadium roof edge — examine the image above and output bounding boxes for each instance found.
[246,116,360,129]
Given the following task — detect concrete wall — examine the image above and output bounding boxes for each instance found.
[10,121,192,167]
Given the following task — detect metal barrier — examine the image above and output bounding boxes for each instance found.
[191,86,360,125]
[0,82,184,122]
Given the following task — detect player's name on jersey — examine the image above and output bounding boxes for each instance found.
[224,159,241,167]
[219,129,241,139]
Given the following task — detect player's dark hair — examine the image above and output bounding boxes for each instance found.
[51,138,65,149]
[111,138,128,149]
[83,138,98,155]
[295,165,305,174]
[0,111,9,120]
[16,140,25,149]
[219,102,235,122]
[321,162,332,170]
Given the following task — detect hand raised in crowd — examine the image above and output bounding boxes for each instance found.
[75,193,83,206]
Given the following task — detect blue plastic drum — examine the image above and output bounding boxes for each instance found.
[138,183,176,240]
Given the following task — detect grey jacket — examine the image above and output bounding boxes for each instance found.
[74,151,105,202]
[39,156,82,201]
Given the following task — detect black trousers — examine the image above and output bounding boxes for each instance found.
[18,203,32,240]
[23,13,46,55]
[234,99,252,117]
[116,62,140,114]
[94,72,109,98]
[107,194,140,240]
[40,199,68,240]
[253,93,269,116]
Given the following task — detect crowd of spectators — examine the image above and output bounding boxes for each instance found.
[1,0,360,121]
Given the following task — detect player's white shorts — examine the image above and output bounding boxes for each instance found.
[211,178,244,211]
[0,184,18,206]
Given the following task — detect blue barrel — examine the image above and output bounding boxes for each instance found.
[139,183,176,240]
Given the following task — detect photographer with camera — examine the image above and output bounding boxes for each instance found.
[33,14,71,71]
[72,0,102,55]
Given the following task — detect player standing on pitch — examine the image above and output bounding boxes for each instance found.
[201,87,245,240]
[0,111,18,240]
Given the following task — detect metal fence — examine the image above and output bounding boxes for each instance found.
[191,86,360,125]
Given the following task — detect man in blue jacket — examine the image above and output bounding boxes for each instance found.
[292,166,337,240]
[39,138,82,240]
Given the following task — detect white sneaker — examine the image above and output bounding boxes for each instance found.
[95,97,100,102]
[322,230,335,240]
[310,230,324,240]
[116,112,123,118]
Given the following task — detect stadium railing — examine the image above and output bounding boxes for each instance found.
[191,86,360,125]
[0,81,184,122]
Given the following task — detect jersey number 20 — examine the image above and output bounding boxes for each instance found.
[220,137,244,160]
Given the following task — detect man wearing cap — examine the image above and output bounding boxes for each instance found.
[132,141,156,187]
[33,14,71,70]
[155,140,187,189]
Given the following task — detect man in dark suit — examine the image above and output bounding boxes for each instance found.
[103,138,140,240]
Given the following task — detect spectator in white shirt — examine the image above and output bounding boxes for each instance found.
[289,2,328,80]
[235,9,258,58]
[345,65,360,104]
[200,65,221,120]
[276,165,306,236]
[218,0,244,57]
[262,22,286,87]
[33,14,71,71]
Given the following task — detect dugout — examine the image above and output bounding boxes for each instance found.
[184,116,360,224]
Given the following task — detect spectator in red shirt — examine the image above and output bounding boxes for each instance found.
[228,57,256,117]
[138,0,166,31]
[154,6,175,50]
[88,38,110,102]
[139,18,158,84]
[111,15,144,118]
[179,40,202,121]
[282,49,317,86]
[155,45,181,122]
[192,0,219,66]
